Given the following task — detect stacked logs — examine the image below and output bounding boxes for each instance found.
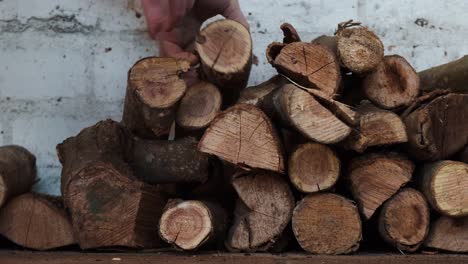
[0,19,467,254]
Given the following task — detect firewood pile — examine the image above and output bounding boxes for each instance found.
[0,19,467,254]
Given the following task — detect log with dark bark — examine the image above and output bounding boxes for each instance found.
[378,188,430,252]
[362,55,420,109]
[130,137,210,184]
[195,19,252,106]
[420,160,468,217]
[198,104,285,173]
[0,145,36,208]
[404,93,468,161]
[159,199,227,251]
[292,193,362,255]
[348,154,414,220]
[425,215,468,252]
[288,143,340,193]
[226,171,294,252]
[122,57,190,139]
[0,193,75,250]
[419,55,468,93]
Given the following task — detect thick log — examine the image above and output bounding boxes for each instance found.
[425,215,468,252]
[0,145,36,208]
[226,171,294,252]
[404,93,468,161]
[198,104,285,173]
[195,19,252,106]
[159,200,227,250]
[0,193,75,250]
[419,55,468,93]
[420,160,468,217]
[292,193,362,255]
[362,55,420,109]
[348,154,414,220]
[378,188,430,252]
[289,143,340,193]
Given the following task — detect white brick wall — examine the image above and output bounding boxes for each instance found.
[1,0,467,195]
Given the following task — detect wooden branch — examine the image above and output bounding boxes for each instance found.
[425,215,468,252]
[419,55,468,93]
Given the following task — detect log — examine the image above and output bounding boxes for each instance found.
[130,137,210,184]
[288,143,340,193]
[362,55,420,109]
[0,145,36,208]
[195,19,252,106]
[348,154,414,220]
[292,193,362,255]
[198,104,285,173]
[420,160,468,217]
[122,57,190,139]
[237,75,286,109]
[159,200,227,250]
[0,193,75,250]
[419,55,468,93]
[311,35,337,55]
[461,145,468,163]
[404,93,468,161]
[266,42,286,64]
[226,171,294,251]
[57,119,167,249]
[378,188,430,252]
[335,21,384,74]
[425,215,468,252]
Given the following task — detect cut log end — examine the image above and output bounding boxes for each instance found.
[425,215,468,252]
[292,193,362,255]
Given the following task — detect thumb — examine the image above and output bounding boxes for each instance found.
[222,0,249,31]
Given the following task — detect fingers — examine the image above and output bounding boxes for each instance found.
[221,0,250,30]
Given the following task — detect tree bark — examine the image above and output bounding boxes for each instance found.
[280,23,301,43]
[122,57,190,139]
[198,104,285,173]
[292,193,362,255]
[225,171,294,252]
[404,93,468,161]
[378,188,430,252]
[348,154,414,220]
[425,215,468,252]
[288,143,340,193]
[0,193,75,250]
[0,145,36,208]
[419,55,468,93]
[195,19,252,107]
[420,160,468,217]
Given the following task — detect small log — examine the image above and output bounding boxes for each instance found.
[378,188,430,252]
[419,55,468,93]
[226,171,294,251]
[237,75,286,109]
[130,137,210,184]
[425,215,468,252]
[404,93,468,160]
[292,193,362,254]
[421,160,468,217]
[348,154,414,220]
[0,145,36,208]
[122,57,190,139]
[289,143,340,193]
[311,35,337,55]
[198,104,285,173]
[0,193,75,250]
[159,200,227,250]
[280,23,301,43]
[195,19,252,106]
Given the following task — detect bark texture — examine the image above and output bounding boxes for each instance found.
[419,55,468,93]
[425,215,468,252]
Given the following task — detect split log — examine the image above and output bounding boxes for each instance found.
[226,171,294,251]
[159,200,227,250]
[195,19,252,106]
[419,55,468,93]
[425,215,468,252]
[289,143,340,193]
[311,35,337,55]
[122,57,190,139]
[362,55,420,109]
[335,21,384,74]
[0,145,36,208]
[404,93,468,161]
[378,188,430,252]
[198,104,285,173]
[348,154,414,220]
[57,119,167,249]
[130,137,210,184]
[421,161,468,217]
[0,193,75,250]
[292,193,362,254]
